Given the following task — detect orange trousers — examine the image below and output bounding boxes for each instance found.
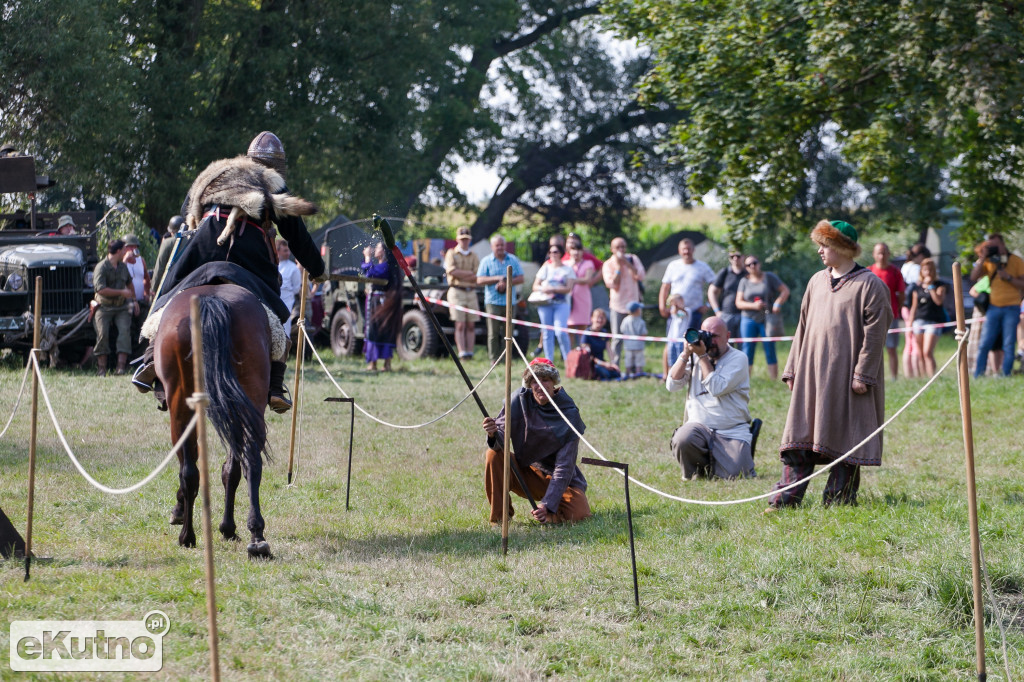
[484,448,591,524]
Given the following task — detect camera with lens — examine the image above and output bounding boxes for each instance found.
[985,244,1008,268]
[685,327,714,349]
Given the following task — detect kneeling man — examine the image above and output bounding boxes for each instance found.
[666,316,756,479]
[482,358,591,524]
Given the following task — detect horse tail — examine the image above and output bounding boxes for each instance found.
[198,295,269,470]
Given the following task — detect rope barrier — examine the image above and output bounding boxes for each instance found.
[30,353,198,495]
[0,358,31,440]
[512,332,969,506]
[427,294,976,344]
[301,324,505,429]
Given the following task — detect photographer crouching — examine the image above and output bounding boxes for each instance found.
[666,317,756,480]
[970,233,1024,377]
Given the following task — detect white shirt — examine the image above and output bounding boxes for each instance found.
[665,345,752,443]
[278,258,301,315]
[126,258,146,300]
[901,261,920,287]
[662,258,716,311]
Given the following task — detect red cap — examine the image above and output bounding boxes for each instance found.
[530,357,554,367]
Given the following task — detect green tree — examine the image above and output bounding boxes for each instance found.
[2,0,686,242]
[606,0,1024,243]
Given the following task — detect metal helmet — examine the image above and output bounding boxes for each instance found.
[167,215,185,233]
[247,131,287,177]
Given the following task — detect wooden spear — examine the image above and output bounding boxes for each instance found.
[24,277,42,581]
[189,296,221,682]
[502,265,513,554]
[950,263,985,681]
[287,269,310,484]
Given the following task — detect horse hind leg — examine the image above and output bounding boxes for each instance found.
[244,457,272,559]
[178,446,200,548]
[219,456,242,541]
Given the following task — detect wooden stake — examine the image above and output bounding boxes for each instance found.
[24,277,42,581]
[951,263,985,681]
[287,270,309,485]
[189,296,221,682]
[501,265,513,555]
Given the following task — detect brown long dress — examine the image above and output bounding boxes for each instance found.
[780,267,893,466]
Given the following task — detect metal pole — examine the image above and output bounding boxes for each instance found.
[287,271,310,484]
[189,296,221,682]
[951,263,985,681]
[581,457,640,608]
[502,265,513,554]
[375,215,538,510]
[24,277,42,581]
[324,397,356,510]
[623,463,639,609]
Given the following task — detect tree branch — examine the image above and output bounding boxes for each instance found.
[492,3,604,57]
[469,103,687,240]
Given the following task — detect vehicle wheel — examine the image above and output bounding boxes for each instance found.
[398,308,441,360]
[330,308,359,357]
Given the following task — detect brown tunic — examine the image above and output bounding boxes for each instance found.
[780,266,893,466]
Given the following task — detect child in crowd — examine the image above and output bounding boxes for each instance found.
[579,308,621,380]
[666,293,688,368]
[620,300,647,376]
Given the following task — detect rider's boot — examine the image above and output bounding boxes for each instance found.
[132,344,157,393]
[268,360,291,414]
[114,352,128,375]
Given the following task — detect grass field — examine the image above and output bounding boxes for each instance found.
[1,334,1022,680]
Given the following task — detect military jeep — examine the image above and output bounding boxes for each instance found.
[0,212,100,359]
[314,218,458,360]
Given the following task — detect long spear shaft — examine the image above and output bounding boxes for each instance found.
[951,263,985,681]
[501,265,513,553]
[375,215,537,510]
[24,278,42,581]
[287,270,310,484]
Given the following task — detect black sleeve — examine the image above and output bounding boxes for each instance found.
[713,267,727,289]
[276,213,325,278]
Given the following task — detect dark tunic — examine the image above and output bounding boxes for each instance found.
[487,386,588,512]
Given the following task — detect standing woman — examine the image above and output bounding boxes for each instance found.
[532,243,576,363]
[734,257,790,380]
[565,235,601,343]
[908,258,947,377]
[900,243,929,377]
[361,242,402,371]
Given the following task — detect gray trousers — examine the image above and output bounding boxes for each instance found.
[485,304,505,363]
[609,309,627,366]
[719,312,741,338]
[671,422,755,480]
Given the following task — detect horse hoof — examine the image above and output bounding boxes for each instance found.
[247,541,272,559]
[219,524,238,541]
[179,536,196,549]
[169,508,184,526]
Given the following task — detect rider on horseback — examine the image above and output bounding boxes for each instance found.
[133,132,327,413]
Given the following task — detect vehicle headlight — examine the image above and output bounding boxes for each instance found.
[84,271,94,288]
[5,273,25,292]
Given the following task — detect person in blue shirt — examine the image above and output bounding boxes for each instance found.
[476,235,525,362]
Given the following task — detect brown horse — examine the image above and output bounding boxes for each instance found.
[154,283,273,558]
